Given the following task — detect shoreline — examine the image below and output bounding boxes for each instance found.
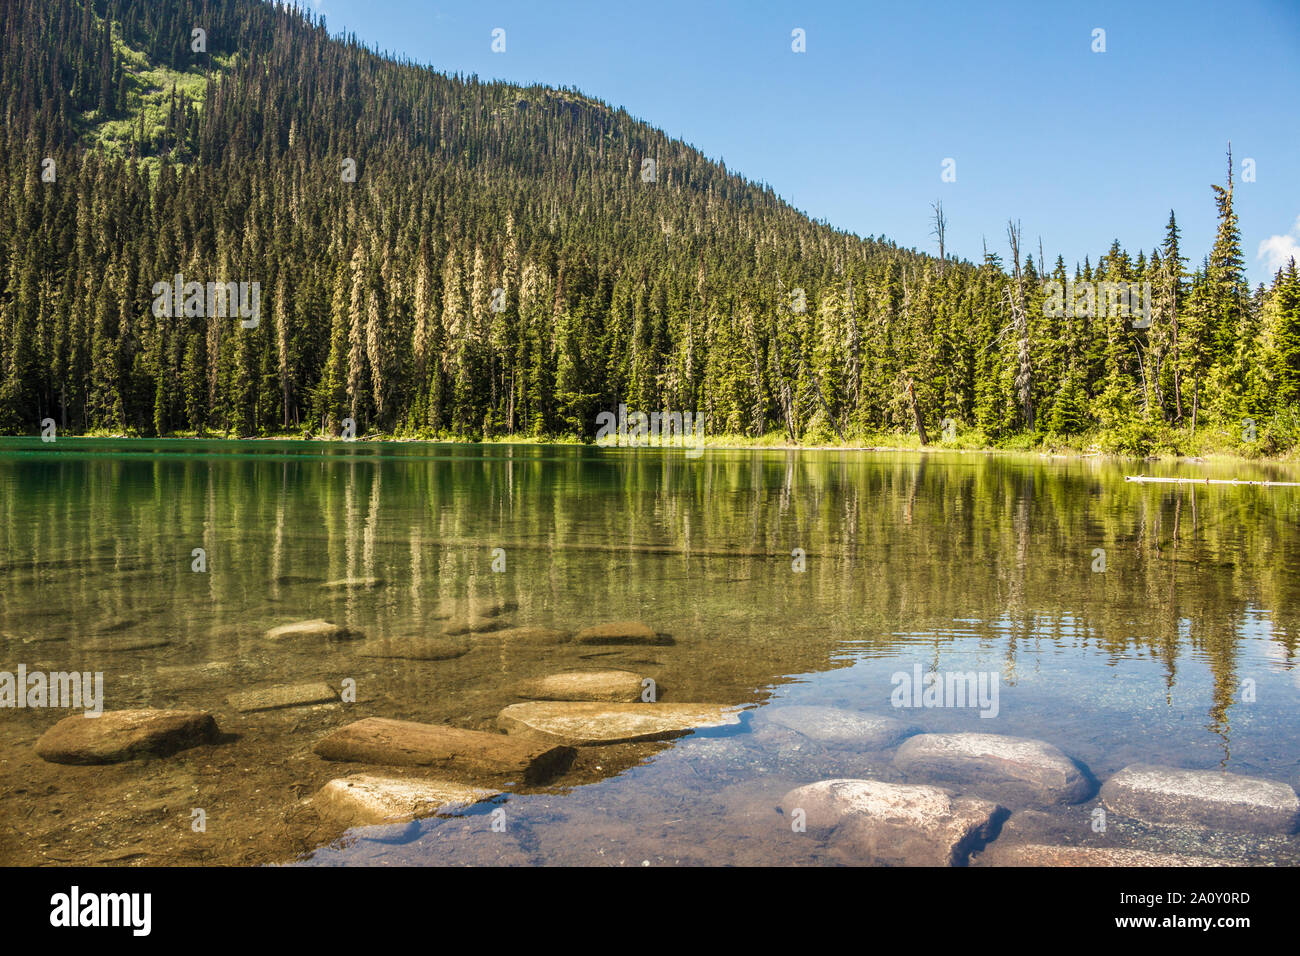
[5,432,1299,471]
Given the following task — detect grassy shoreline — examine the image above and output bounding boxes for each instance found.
[17,426,1300,468]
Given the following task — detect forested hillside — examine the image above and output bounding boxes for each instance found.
[2,0,1298,454]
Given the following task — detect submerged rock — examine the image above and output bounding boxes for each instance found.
[1100,764,1300,835]
[573,621,672,645]
[314,774,500,827]
[314,717,575,784]
[759,705,919,749]
[156,661,239,681]
[978,842,1244,867]
[477,626,571,644]
[357,635,471,661]
[227,682,338,713]
[321,577,386,591]
[779,778,1006,866]
[515,670,648,703]
[498,701,741,746]
[264,619,363,642]
[35,709,219,764]
[894,733,1093,805]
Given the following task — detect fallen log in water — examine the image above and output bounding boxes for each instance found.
[1124,475,1300,486]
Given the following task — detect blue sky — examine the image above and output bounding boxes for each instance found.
[300,0,1300,285]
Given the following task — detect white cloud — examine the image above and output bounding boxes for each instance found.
[1258,214,1300,274]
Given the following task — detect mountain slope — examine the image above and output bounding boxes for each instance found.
[1,0,1296,453]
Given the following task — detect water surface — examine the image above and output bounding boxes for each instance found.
[1,439,1298,865]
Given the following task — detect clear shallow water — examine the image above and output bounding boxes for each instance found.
[1,439,1298,865]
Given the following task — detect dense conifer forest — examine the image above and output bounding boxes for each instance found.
[2,0,1298,454]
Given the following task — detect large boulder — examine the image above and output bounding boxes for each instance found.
[498,701,741,746]
[758,705,919,749]
[313,774,499,827]
[35,709,219,764]
[894,733,1093,805]
[313,717,575,784]
[514,670,649,703]
[1100,764,1300,835]
[779,778,1006,866]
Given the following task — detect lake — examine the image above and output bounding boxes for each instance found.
[1,439,1298,865]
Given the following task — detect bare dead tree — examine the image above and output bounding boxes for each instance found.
[1006,219,1034,429]
[930,200,947,272]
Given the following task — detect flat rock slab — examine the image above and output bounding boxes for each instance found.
[35,709,219,764]
[314,717,575,784]
[780,778,1006,866]
[156,661,238,681]
[573,621,673,645]
[477,626,571,644]
[894,733,1093,805]
[515,670,648,703]
[227,682,338,713]
[761,706,920,749]
[980,843,1244,867]
[265,619,363,642]
[498,701,741,746]
[321,577,386,591]
[1100,764,1300,835]
[357,636,471,661]
[315,774,500,827]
